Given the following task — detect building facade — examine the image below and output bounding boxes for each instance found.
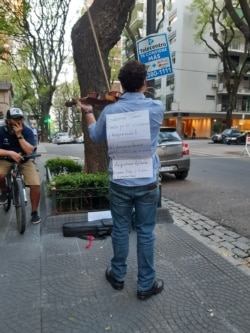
[133,0,250,138]
[0,81,13,124]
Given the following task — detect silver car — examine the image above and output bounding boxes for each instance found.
[157,127,190,180]
[54,132,75,145]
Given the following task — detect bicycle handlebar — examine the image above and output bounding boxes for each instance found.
[0,152,42,162]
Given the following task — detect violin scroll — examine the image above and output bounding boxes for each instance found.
[65,99,77,107]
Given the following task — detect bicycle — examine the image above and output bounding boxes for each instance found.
[1,153,40,234]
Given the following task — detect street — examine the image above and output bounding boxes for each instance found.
[0,140,249,333]
[161,140,250,238]
[41,140,250,238]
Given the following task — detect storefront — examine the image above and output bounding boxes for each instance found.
[163,111,250,139]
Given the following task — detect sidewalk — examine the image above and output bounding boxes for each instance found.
[0,149,249,333]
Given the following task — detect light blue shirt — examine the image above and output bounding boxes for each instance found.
[88,92,164,186]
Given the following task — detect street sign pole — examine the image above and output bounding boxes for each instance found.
[146,0,156,98]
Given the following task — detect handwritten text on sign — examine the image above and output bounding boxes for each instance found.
[106,110,153,179]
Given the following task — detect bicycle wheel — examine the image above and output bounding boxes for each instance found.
[14,178,27,234]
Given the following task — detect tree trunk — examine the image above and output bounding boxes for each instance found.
[71,0,135,173]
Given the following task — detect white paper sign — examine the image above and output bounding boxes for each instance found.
[106,110,151,158]
[88,210,112,222]
[112,158,153,179]
[106,110,153,179]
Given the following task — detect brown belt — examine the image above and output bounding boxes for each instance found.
[147,183,157,190]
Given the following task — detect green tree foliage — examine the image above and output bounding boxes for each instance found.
[225,0,250,48]
[0,0,76,141]
[53,80,81,136]
[189,0,250,128]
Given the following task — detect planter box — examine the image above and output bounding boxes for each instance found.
[50,186,110,215]
[46,166,110,215]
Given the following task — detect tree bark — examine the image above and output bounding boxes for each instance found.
[71,0,135,173]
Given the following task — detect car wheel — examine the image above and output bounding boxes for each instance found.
[175,171,188,180]
[222,137,227,144]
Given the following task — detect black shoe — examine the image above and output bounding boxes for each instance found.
[137,279,164,300]
[105,267,124,290]
[31,211,41,224]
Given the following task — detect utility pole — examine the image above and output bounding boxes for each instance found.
[146,0,156,98]
[147,0,156,35]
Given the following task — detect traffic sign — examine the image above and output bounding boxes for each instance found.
[136,33,173,80]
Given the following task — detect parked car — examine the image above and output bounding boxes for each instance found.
[157,127,190,180]
[233,131,250,145]
[54,132,75,145]
[211,128,241,144]
[75,135,84,143]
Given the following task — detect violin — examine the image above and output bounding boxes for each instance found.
[65,91,122,107]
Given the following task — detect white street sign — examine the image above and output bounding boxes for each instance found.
[136,33,173,80]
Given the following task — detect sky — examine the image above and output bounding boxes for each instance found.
[58,1,84,83]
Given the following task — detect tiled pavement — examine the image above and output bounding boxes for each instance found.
[0,149,250,333]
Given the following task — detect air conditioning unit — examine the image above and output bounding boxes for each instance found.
[167,26,172,32]
[170,84,175,90]
[212,82,218,88]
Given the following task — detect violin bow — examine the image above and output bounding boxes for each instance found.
[85,3,111,92]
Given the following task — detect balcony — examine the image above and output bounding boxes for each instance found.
[228,41,245,53]
[238,88,250,95]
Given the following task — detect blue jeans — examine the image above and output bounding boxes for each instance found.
[109,181,159,291]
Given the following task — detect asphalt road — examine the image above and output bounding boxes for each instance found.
[44,140,250,238]
[161,140,250,238]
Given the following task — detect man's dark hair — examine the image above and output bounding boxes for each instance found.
[118,60,147,92]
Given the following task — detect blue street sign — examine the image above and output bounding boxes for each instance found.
[136,33,173,80]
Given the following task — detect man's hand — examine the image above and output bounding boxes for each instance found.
[7,151,24,163]
[11,120,23,137]
[76,100,93,113]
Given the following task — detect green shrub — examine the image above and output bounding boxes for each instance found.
[47,172,109,197]
[44,157,82,175]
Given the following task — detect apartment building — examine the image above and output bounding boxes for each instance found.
[131,0,250,138]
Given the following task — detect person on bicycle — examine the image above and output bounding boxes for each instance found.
[0,108,41,224]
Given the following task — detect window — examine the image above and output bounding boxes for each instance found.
[155,79,161,90]
[207,74,217,80]
[221,95,229,111]
[206,95,215,100]
[168,31,176,45]
[230,55,239,68]
[166,74,174,86]
[171,51,176,64]
[166,94,174,111]
[158,130,181,144]
[209,54,217,59]
[242,96,250,112]
[169,9,177,26]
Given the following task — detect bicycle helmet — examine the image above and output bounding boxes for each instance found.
[6,108,24,119]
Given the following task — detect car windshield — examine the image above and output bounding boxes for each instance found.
[158,130,181,144]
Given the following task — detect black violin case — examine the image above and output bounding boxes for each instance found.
[62,218,113,239]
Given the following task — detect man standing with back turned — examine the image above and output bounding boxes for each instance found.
[77,60,164,300]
